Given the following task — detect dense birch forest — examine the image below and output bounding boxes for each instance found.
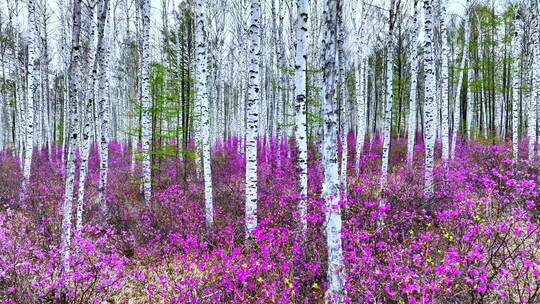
[0,0,540,302]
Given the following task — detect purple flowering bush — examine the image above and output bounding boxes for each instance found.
[0,136,539,303]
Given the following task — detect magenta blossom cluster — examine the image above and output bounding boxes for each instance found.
[0,134,539,303]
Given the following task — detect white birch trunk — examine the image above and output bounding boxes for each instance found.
[337,12,347,197]
[354,57,366,171]
[423,0,436,197]
[406,0,419,164]
[352,1,365,169]
[466,52,473,140]
[440,0,450,162]
[195,0,214,230]
[353,0,365,171]
[511,15,522,164]
[380,19,395,192]
[140,0,152,203]
[294,0,309,234]
[18,64,26,165]
[276,3,284,142]
[22,0,37,194]
[76,4,98,232]
[245,0,261,239]
[451,9,470,160]
[40,9,52,160]
[322,0,345,301]
[97,0,111,212]
[62,0,82,274]
[529,14,539,161]
[194,68,202,178]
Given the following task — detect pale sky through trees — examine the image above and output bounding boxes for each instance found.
[1,0,472,69]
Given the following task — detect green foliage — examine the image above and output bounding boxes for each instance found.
[280,64,296,77]
[181,148,199,160]
[152,143,178,158]
[56,121,64,145]
[307,111,322,126]
[306,67,323,133]
[142,59,194,163]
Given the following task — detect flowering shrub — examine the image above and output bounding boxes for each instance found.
[0,138,539,303]
[0,210,127,303]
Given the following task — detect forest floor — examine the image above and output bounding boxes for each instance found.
[0,136,539,303]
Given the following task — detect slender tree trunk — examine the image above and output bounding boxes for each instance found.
[424,0,436,197]
[466,49,474,140]
[62,0,82,275]
[511,14,522,164]
[245,0,261,239]
[195,0,214,230]
[76,3,98,232]
[294,0,309,234]
[406,0,419,164]
[337,9,347,197]
[529,12,538,161]
[354,56,366,171]
[451,7,470,160]
[140,0,152,202]
[440,0,450,162]
[322,0,345,300]
[97,0,111,212]
[353,0,366,171]
[380,3,396,196]
[22,0,37,194]
[41,9,52,160]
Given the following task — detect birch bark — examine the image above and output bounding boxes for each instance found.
[440,0,450,162]
[195,0,214,230]
[511,14,522,164]
[322,0,345,300]
[76,3,98,232]
[337,9,347,197]
[451,7,470,160]
[97,0,111,211]
[22,0,37,193]
[529,12,538,161]
[352,0,366,172]
[294,0,309,234]
[245,0,261,239]
[380,3,396,194]
[140,0,152,202]
[424,0,436,197]
[62,0,82,274]
[406,0,419,164]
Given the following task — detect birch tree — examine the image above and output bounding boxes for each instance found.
[322,0,345,300]
[380,0,397,197]
[440,0,450,162]
[294,0,309,234]
[424,0,436,197]
[22,0,37,194]
[406,0,419,164]
[76,2,97,232]
[337,5,347,197]
[97,0,111,211]
[511,11,522,164]
[62,0,82,274]
[245,0,261,239]
[529,9,538,161]
[140,0,152,203]
[195,0,214,230]
[466,42,474,140]
[353,0,366,173]
[451,5,470,160]
[38,1,52,159]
